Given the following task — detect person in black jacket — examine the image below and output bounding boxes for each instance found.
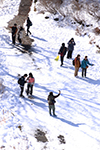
[9,23,18,45]
[26,17,32,36]
[67,38,76,59]
[18,74,27,97]
[47,90,61,116]
[58,43,67,66]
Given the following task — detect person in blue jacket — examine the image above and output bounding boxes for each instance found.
[81,56,94,77]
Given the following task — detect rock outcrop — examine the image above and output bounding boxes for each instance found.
[7,0,34,47]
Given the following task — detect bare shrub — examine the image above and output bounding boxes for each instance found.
[38,0,63,14]
[87,1,100,22]
[94,27,100,35]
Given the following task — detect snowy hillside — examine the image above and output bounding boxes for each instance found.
[0,0,100,150]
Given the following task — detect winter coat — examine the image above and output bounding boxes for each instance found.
[58,46,67,57]
[75,57,81,68]
[81,59,92,69]
[27,77,35,86]
[18,30,24,39]
[19,76,26,87]
[11,26,18,35]
[47,93,60,105]
[68,40,76,51]
[26,17,32,27]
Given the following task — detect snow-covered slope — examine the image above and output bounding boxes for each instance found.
[0,1,100,150]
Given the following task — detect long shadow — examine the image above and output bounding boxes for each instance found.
[78,77,100,85]
[30,46,41,54]
[24,96,47,108]
[55,117,85,127]
[35,83,52,95]
[0,34,13,47]
[32,35,47,42]
[61,65,75,70]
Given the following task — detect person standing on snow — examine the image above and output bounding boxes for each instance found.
[58,43,68,66]
[67,38,76,59]
[18,74,27,98]
[26,73,35,97]
[74,54,81,77]
[47,90,61,116]
[9,23,18,45]
[81,56,94,77]
[26,17,32,36]
[17,26,24,44]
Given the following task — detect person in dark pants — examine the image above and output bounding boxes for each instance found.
[26,17,32,36]
[47,90,61,116]
[18,74,27,97]
[26,73,35,97]
[81,56,94,77]
[67,38,76,59]
[58,43,67,66]
[9,24,18,45]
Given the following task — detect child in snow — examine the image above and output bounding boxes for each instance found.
[47,90,61,116]
[26,73,35,97]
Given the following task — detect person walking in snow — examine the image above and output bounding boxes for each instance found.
[47,90,61,116]
[74,54,81,77]
[26,17,32,36]
[81,56,94,77]
[17,26,24,44]
[26,73,35,97]
[9,23,18,45]
[18,74,27,98]
[67,38,76,59]
[58,43,68,66]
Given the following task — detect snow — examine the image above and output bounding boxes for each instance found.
[0,0,100,150]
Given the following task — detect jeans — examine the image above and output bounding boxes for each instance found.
[26,84,33,95]
[82,68,87,77]
[49,105,55,115]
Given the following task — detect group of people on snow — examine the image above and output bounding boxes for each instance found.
[9,17,32,45]
[18,72,61,116]
[58,38,94,77]
[18,72,35,98]
[58,38,76,66]
[12,20,93,116]
[74,55,94,77]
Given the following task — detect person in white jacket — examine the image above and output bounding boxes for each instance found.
[18,26,24,44]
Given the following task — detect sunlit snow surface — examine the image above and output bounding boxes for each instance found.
[0,0,100,150]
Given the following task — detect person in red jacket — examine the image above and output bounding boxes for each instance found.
[47,90,61,116]
[26,72,35,97]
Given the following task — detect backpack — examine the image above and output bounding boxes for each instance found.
[18,77,21,85]
[30,21,32,26]
[72,59,75,66]
[48,95,55,104]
